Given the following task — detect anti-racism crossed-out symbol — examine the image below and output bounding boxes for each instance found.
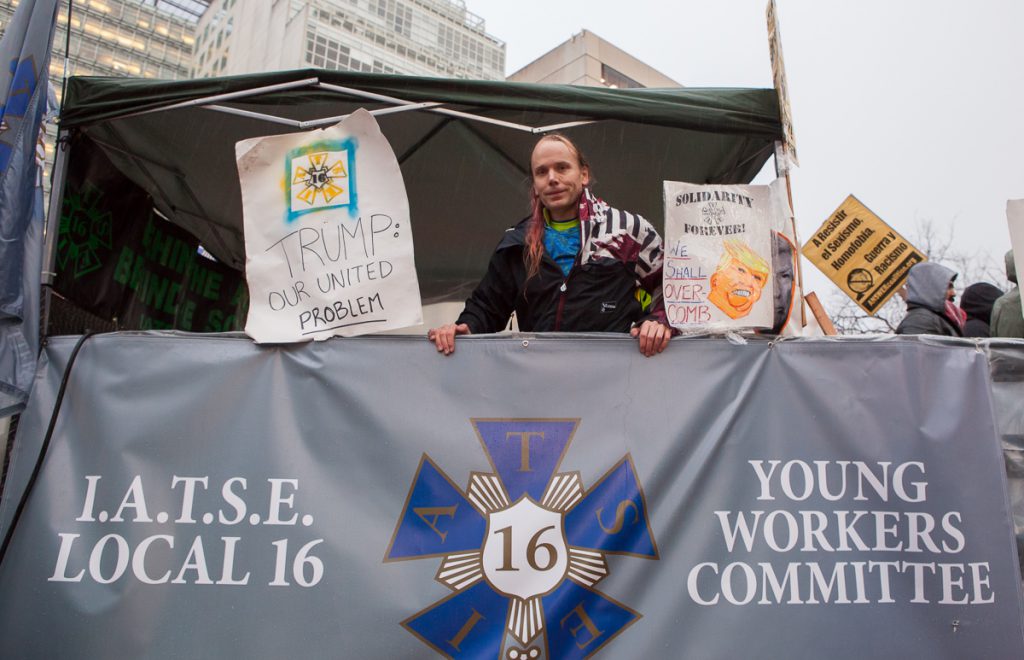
[846,268,874,301]
[384,419,659,659]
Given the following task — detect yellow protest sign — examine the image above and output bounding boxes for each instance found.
[802,195,925,314]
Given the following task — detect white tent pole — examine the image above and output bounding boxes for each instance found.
[316,82,536,133]
[533,120,596,133]
[298,101,444,129]
[96,76,597,136]
[105,78,321,122]
[204,105,304,127]
[40,130,71,336]
[315,82,427,107]
[425,107,534,132]
[41,131,70,288]
[200,100,444,129]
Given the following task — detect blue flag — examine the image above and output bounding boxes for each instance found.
[0,0,60,416]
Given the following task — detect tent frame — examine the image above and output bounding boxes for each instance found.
[42,70,793,331]
[102,77,598,134]
[40,75,610,308]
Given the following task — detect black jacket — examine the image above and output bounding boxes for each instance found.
[897,304,962,337]
[895,262,962,337]
[960,282,1004,338]
[457,194,666,334]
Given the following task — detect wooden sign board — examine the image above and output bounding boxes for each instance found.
[766,0,798,165]
[801,195,925,314]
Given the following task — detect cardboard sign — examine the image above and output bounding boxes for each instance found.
[662,181,785,331]
[236,109,422,343]
[802,195,925,314]
[1008,199,1024,324]
[766,0,798,166]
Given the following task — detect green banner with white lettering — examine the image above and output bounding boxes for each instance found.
[54,138,247,332]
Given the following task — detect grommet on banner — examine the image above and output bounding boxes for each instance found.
[521,340,529,348]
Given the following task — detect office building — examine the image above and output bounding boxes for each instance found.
[0,0,204,84]
[192,0,505,80]
[508,29,679,89]
[0,0,206,185]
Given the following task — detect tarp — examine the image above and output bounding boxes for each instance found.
[989,342,1024,574]
[56,71,783,302]
[1,333,1022,659]
[0,0,59,415]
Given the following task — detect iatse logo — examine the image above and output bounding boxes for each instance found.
[384,419,658,659]
[701,201,726,226]
[285,138,358,222]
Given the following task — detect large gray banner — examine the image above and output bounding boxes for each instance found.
[1,333,1022,659]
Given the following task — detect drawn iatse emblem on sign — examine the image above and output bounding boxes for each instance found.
[285,139,358,222]
[384,419,659,659]
[294,151,348,206]
[701,202,727,226]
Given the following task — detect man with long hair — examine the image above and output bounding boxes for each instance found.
[428,134,671,356]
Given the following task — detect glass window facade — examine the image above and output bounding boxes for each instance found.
[0,0,201,84]
[0,0,205,189]
[600,63,645,90]
[193,0,505,80]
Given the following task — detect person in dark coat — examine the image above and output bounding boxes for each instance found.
[992,250,1023,338]
[427,134,672,356]
[959,282,1004,338]
[895,262,963,336]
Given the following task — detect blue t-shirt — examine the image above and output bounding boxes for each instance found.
[543,217,580,277]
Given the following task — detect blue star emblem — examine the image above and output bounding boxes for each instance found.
[385,419,658,659]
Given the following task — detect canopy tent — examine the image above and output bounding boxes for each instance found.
[52,69,783,304]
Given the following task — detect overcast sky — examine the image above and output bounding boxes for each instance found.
[463,0,1024,296]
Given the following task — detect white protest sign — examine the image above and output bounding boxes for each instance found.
[1009,199,1024,323]
[236,109,422,343]
[663,181,784,332]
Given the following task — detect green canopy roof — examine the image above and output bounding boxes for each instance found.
[59,69,783,301]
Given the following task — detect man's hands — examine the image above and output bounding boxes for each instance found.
[427,323,471,355]
[430,321,668,356]
[631,319,671,357]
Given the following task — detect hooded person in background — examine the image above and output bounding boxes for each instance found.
[959,282,1004,338]
[895,262,964,336]
[991,250,1023,338]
